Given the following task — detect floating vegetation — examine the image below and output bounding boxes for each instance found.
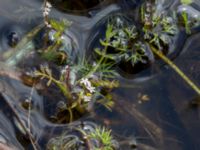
[0,0,200,149]
[85,126,117,150]
[177,5,200,34]
[90,0,200,94]
[181,0,193,5]
[30,16,119,123]
[47,122,118,150]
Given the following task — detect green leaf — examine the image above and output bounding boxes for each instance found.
[49,19,61,30]
[181,0,193,5]
[106,24,113,39]
[47,79,52,86]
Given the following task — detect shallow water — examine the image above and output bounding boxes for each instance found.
[0,0,200,150]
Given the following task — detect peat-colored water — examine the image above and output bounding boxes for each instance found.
[0,0,200,150]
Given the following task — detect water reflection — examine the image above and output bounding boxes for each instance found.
[0,0,199,149]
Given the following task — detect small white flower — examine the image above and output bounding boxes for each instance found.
[43,10,49,16]
[80,78,96,93]
[92,62,97,66]
[45,8,51,13]
[83,95,91,102]
[43,1,52,18]
[88,86,95,93]
[46,2,52,8]
[80,78,90,86]
[44,21,52,28]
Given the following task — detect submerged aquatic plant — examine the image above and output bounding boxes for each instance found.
[141,0,200,94]
[43,0,52,28]
[86,127,116,150]
[32,17,119,122]
[47,123,118,150]
[34,61,118,122]
[181,0,193,5]
[92,0,200,95]
[177,5,200,34]
[94,21,149,67]
[1,0,200,149]
[141,1,178,51]
[150,45,200,95]
[37,18,72,65]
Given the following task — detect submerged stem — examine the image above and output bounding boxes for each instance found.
[78,46,108,82]
[150,45,200,95]
[67,108,73,123]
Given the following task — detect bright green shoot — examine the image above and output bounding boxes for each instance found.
[181,0,193,5]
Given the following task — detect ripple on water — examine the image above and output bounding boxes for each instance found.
[0,0,200,149]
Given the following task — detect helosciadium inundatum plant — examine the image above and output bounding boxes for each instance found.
[19,0,200,125]
[43,0,52,28]
[93,0,200,95]
[85,126,117,150]
[94,22,149,67]
[32,1,119,122]
[46,122,119,150]
[177,4,200,34]
[4,0,200,149]
[80,78,96,94]
[141,6,178,51]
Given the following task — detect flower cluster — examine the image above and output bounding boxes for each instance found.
[80,78,96,93]
[43,1,52,28]
[79,78,96,102]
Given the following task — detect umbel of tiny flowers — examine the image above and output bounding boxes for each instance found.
[80,78,96,94]
[43,0,52,28]
[80,78,96,103]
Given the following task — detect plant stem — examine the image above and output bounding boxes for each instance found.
[150,45,200,95]
[81,45,108,81]
[38,72,72,100]
[67,108,73,122]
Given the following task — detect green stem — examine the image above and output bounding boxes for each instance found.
[38,72,72,99]
[67,108,73,122]
[54,80,72,100]
[79,45,108,82]
[150,45,200,95]
[182,11,191,34]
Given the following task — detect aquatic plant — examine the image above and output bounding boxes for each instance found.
[177,5,200,34]
[34,62,118,122]
[140,0,200,94]
[32,16,119,122]
[38,19,72,65]
[10,1,199,127]
[141,0,178,52]
[181,11,191,34]
[47,123,118,150]
[94,23,148,66]
[1,0,200,150]
[43,0,52,28]
[92,0,200,95]
[150,45,200,95]
[86,126,116,150]
[181,0,193,5]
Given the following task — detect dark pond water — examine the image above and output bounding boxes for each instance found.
[0,0,200,150]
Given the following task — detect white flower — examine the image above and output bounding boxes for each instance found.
[88,86,95,93]
[43,8,50,16]
[46,2,52,8]
[80,78,89,85]
[44,21,51,28]
[83,95,91,102]
[43,1,52,17]
[80,78,96,93]
[45,7,51,13]
[92,62,97,66]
